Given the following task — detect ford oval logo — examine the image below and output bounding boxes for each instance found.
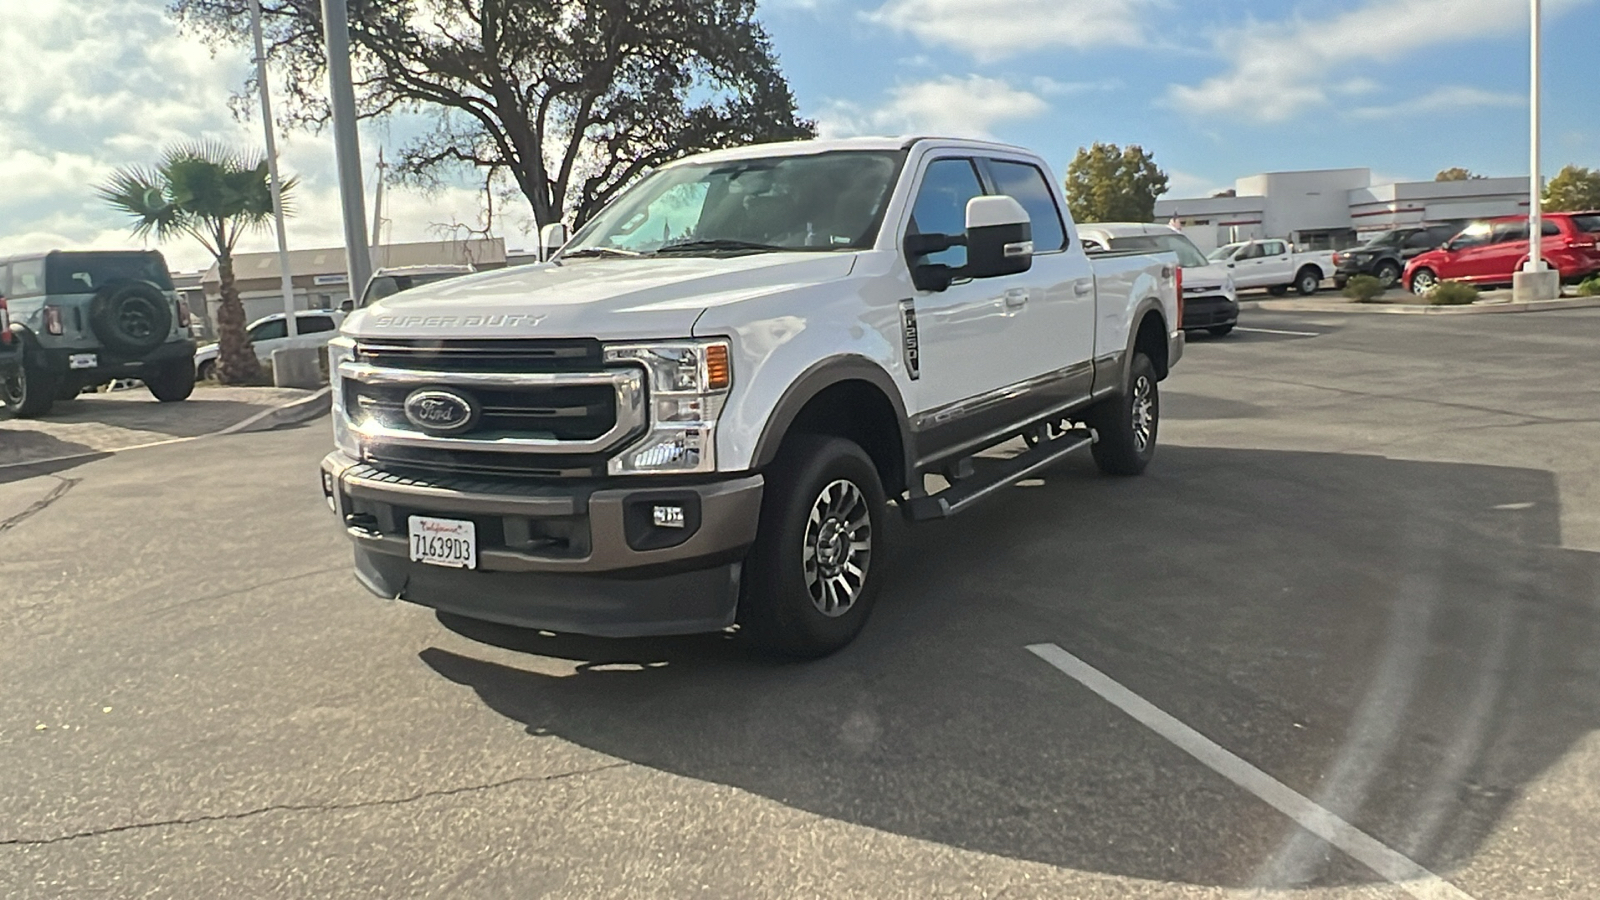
[403,388,479,436]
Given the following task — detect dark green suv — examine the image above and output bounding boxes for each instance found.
[1,250,196,417]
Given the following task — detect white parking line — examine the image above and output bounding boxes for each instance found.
[1234,326,1323,337]
[1025,643,1478,900]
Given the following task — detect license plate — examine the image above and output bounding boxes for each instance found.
[68,353,98,370]
[408,516,477,569]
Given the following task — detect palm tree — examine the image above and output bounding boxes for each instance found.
[99,143,296,384]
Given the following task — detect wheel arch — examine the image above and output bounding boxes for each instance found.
[752,356,914,497]
[1122,299,1171,383]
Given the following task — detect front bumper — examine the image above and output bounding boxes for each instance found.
[321,452,764,637]
[1181,294,1239,330]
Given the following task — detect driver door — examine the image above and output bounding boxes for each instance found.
[899,156,1040,454]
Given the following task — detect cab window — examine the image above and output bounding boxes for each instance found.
[249,319,288,342]
[908,158,985,268]
[983,159,1067,252]
[10,259,45,298]
[297,316,337,335]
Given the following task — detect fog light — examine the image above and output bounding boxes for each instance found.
[652,505,686,529]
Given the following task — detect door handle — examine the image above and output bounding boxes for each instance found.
[1073,279,1093,297]
[1004,288,1029,309]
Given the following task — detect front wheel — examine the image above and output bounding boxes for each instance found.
[1410,268,1437,295]
[740,434,887,659]
[1086,352,1159,476]
[2,352,59,418]
[145,359,196,402]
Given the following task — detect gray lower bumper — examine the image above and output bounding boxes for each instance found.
[322,453,764,637]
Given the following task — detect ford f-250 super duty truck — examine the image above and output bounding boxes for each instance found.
[320,137,1183,657]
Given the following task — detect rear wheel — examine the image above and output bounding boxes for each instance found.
[740,434,886,659]
[1295,267,1322,295]
[1,350,59,418]
[1086,352,1159,476]
[1375,261,1402,288]
[145,359,196,402]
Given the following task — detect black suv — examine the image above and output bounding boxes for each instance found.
[1333,224,1462,290]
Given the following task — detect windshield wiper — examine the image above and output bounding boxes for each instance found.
[652,239,803,256]
[560,247,644,259]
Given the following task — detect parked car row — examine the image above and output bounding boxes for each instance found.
[1332,224,1462,289]
[2,252,478,416]
[1404,212,1600,294]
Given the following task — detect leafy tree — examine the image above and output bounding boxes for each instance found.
[1543,165,1600,212]
[1064,143,1169,224]
[1435,167,1484,182]
[99,143,295,384]
[171,0,814,229]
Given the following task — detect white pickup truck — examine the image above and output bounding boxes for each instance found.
[1206,238,1335,296]
[320,137,1184,657]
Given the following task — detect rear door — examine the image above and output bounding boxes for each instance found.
[979,155,1095,402]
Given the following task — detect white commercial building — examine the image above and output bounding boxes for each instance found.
[1155,169,1531,253]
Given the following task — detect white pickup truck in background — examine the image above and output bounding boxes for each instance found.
[320,136,1184,657]
[1206,238,1335,296]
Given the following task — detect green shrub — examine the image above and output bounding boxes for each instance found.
[1428,280,1480,306]
[1342,274,1386,303]
[1578,275,1600,297]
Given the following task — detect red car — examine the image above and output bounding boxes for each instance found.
[1405,211,1600,294]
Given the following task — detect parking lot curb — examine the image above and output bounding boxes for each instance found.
[218,386,332,435]
[1238,296,1600,315]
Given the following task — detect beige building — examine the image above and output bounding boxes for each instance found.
[194,238,507,336]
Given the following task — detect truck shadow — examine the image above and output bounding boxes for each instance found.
[422,445,1598,891]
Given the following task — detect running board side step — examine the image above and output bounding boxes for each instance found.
[905,431,1093,522]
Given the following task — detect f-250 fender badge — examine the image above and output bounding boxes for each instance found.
[899,299,919,380]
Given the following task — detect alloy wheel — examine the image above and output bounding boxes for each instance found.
[802,478,873,617]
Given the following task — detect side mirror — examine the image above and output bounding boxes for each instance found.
[539,223,570,262]
[963,195,1033,280]
[338,298,355,313]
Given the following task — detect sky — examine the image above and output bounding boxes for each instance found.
[2,0,1596,274]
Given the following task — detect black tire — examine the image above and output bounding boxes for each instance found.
[1410,268,1437,295]
[1295,267,1322,296]
[1268,285,1290,297]
[1208,324,1235,336]
[1,350,59,418]
[739,434,887,659]
[89,280,172,356]
[1374,261,1402,288]
[1086,352,1159,477]
[145,358,196,402]
[196,359,217,382]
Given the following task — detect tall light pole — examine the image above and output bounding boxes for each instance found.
[248,0,298,338]
[321,0,373,303]
[1528,0,1543,275]
[1515,0,1559,301]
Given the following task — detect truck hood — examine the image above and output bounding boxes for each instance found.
[1181,262,1232,290]
[343,253,859,341]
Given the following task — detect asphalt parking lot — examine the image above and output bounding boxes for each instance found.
[3,309,1597,899]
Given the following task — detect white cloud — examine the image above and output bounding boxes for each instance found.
[869,0,1152,61]
[0,0,527,275]
[1349,86,1523,119]
[1166,0,1587,122]
[815,76,1049,140]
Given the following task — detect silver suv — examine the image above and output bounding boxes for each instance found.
[1,250,196,417]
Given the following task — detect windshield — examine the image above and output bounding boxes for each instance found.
[562,151,904,257]
[1207,243,1243,262]
[1108,233,1210,268]
[45,251,174,294]
[360,271,470,307]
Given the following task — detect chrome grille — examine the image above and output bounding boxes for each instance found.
[339,341,647,478]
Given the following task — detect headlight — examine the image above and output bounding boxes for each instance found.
[328,337,358,458]
[604,339,732,474]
